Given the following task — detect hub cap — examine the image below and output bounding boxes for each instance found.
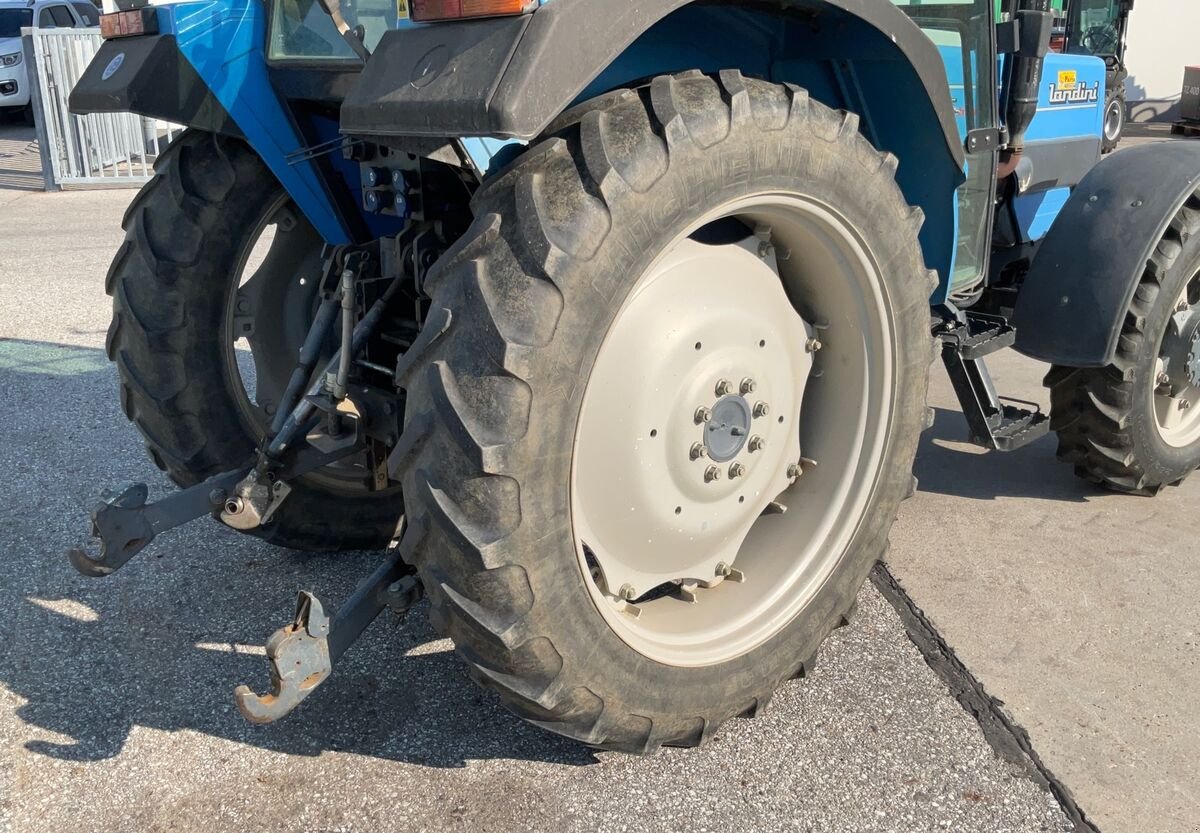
[1153,275,1200,447]
[571,195,894,667]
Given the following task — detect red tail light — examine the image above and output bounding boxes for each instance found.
[99,8,158,39]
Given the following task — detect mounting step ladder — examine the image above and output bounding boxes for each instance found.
[938,310,1050,452]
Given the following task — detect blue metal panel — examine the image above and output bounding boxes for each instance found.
[1014,186,1071,241]
[1025,52,1106,143]
[157,0,352,244]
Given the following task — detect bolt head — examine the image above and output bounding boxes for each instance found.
[787,463,803,478]
[619,584,636,601]
[740,378,756,395]
[690,442,708,461]
[805,338,823,353]
[1182,399,1193,411]
[704,465,722,483]
[695,406,712,424]
[715,379,734,396]
[748,435,764,453]
[758,241,775,259]
[715,562,732,577]
[1158,371,1171,386]
[729,462,746,479]
[753,401,770,418]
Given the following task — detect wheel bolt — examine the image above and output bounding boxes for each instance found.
[740,378,756,395]
[748,435,764,453]
[619,584,636,601]
[806,338,823,354]
[753,401,770,418]
[704,465,722,483]
[715,562,732,577]
[1183,399,1193,411]
[715,379,734,397]
[1158,371,1171,386]
[729,462,746,479]
[690,442,708,461]
[787,463,803,478]
[695,406,712,424]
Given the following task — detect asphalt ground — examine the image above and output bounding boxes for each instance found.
[0,117,1079,832]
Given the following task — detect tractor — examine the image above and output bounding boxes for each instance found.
[1047,0,1134,152]
[65,0,1200,753]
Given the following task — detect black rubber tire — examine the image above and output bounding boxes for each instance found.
[1101,89,1126,154]
[106,129,402,550]
[393,72,935,752]
[1047,188,1200,495]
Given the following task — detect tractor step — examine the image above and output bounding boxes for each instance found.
[985,403,1051,452]
[937,307,1049,453]
[952,312,1016,360]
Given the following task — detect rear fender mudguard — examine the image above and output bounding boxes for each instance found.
[341,0,966,287]
[69,0,352,244]
[1012,141,1200,367]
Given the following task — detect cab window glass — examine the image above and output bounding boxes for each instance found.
[269,0,398,61]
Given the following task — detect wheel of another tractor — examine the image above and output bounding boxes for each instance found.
[1102,89,1126,154]
[106,129,403,551]
[394,71,936,752]
[1047,188,1200,495]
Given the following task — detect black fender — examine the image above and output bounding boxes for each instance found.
[1012,141,1200,367]
[340,0,964,170]
[68,35,241,137]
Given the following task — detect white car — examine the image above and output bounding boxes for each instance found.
[1,0,98,119]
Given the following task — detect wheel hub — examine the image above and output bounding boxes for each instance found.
[1162,307,1200,390]
[704,395,753,462]
[573,238,814,600]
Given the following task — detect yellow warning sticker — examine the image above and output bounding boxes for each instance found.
[1057,69,1077,90]
[397,0,409,19]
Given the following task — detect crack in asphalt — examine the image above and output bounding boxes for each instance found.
[872,561,1102,833]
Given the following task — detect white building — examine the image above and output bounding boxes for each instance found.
[1124,0,1200,121]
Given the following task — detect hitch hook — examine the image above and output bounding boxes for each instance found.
[234,543,421,724]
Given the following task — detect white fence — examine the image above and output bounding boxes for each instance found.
[23,28,182,188]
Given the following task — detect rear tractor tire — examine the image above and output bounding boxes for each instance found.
[106,130,403,551]
[1048,188,1200,494]
[395,72,936,752]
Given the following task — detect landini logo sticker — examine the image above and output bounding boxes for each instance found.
[1049,80,1100,105]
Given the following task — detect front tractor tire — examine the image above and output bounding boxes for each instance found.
[1048,189,1200,494]
[106,130,403,551]
[395,72,935,752]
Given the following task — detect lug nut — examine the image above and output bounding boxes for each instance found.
[704,465,722,483]
[787,463,803,478]
[695,406,712,424]
[729,462,746,479]
[753,401,770,418]
[1183,399,1193,411]
[748,435,765,453]
[715,562,732,577]
[806,338,823,353]
[715,379,734,396]
[740,378,756,395]
[690,442,708,461]
[619,584,637,601]
[1158,371,1171,386]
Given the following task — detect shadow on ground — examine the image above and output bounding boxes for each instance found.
[0,337,595,769]
[0,111,41,192]
[914,407,1101,503]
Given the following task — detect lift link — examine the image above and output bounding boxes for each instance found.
[234,540,422,724]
